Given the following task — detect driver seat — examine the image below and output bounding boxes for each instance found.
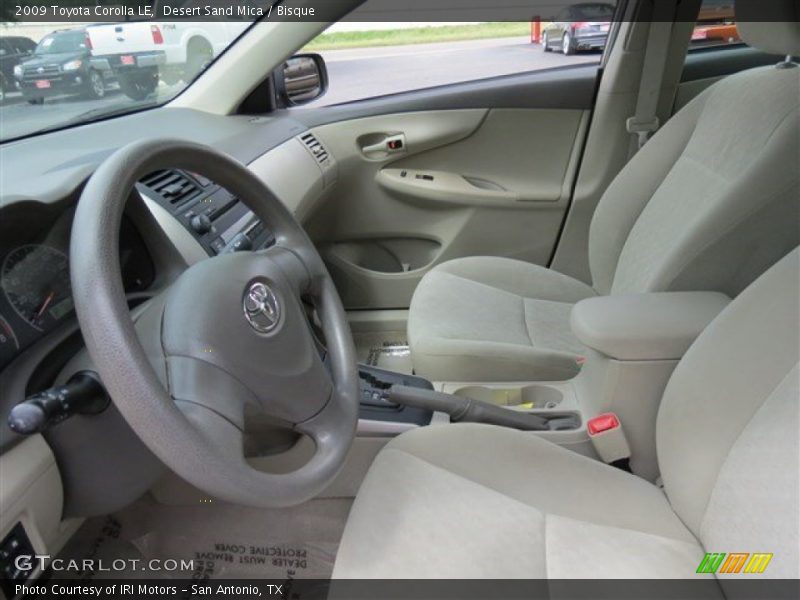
[332,248,799,579]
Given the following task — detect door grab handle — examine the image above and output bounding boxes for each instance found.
[361,141,388,154]
[361,134,406,158]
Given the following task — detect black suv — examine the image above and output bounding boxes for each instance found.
[0,36,36,103]
[15,29,113,104]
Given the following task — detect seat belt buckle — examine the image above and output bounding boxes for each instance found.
[587,413,631,469]
[626,117,660,149]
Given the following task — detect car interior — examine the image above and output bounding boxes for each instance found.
[0,0,798,592]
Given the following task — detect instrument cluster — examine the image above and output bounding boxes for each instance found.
[0,208,155,371]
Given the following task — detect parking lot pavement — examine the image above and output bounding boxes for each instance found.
[0,83,181,141]
[0,38,600,141]
[314,37,599,105]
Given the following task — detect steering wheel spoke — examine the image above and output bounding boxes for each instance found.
[166,355,252,429]
[259,243,313,299]
[175,399,245,462]
[295,382,357,460]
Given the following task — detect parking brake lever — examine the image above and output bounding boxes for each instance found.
[388,385,578,431]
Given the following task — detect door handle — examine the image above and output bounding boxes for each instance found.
[360,133,406,159]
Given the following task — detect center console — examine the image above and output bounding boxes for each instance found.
[355,291,732,482]
[569,291,731,480]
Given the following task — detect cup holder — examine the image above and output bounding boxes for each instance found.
[454,385,563,410]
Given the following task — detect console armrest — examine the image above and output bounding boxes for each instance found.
[571,292,730,361]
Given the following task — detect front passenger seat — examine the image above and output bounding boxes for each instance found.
[334,247,799,579]
[408,11,800,382]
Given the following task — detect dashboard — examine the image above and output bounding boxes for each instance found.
[0,105,335,438]
[0,108,335,379]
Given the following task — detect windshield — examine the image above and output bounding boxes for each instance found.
[0,14,254,143]
[35,32,86,54]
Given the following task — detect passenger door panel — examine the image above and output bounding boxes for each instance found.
[299,68,597,309]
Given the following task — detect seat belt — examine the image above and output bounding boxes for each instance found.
[587,413,632,472]
[626,1,676,154]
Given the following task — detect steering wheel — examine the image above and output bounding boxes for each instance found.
[70,139,359,507]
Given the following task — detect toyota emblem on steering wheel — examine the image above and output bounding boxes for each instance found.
[243,281,281,334]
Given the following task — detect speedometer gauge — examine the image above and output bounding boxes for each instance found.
[1,245,73,332]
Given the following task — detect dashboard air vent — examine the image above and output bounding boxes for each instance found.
[299,132,329,164]
[140,170,202,209]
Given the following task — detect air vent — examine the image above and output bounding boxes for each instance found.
[140,170,202,209]
[299,132,329,164]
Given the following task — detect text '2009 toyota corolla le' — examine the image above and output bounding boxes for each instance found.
[0,1,797,599]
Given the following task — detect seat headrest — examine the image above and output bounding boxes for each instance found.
[736,0,800,57]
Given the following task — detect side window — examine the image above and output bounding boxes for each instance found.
[20,38,36,54]
[690,0,740,51]
[0,40,11,57]
[11,39,34,55]
[300,2,617,107]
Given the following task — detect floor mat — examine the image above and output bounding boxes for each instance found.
[56,495,351,582]
[354,331,412,374]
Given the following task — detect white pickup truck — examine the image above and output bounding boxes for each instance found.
[86,18,248,100]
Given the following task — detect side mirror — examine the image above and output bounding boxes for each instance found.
[273,53,328,107]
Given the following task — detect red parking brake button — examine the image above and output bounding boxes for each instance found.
[587,413,620,436]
